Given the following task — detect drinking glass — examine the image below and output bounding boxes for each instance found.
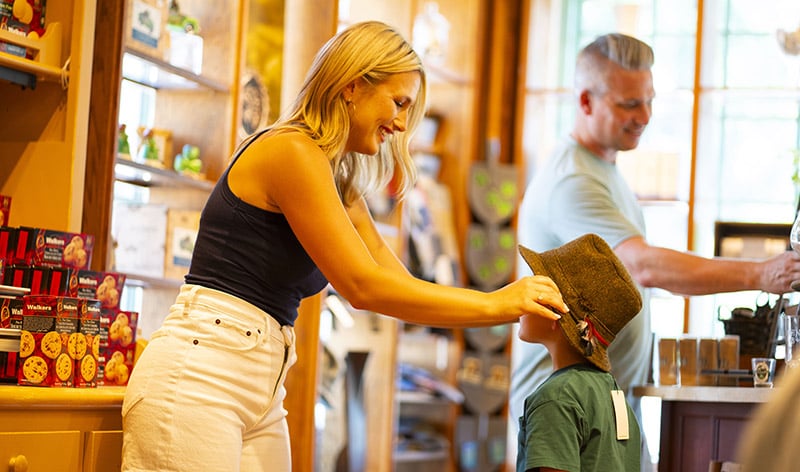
[791,211,800,254]
[791,211,800,290]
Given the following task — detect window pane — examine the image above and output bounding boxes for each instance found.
[695,92,799,226]
[727,0,800,32]
[651,35,697,90]
[724,36,800,88]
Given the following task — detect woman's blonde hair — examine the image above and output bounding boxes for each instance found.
[272,21,428,206]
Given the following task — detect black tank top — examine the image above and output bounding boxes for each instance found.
[185,130,329,326]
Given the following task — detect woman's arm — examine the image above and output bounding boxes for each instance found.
[231,132,566,327]
[345,196,409,276]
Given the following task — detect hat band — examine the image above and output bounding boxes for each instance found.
[586,318,610,347]
[577,317,610,357]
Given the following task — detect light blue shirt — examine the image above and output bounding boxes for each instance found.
[510,137,650,425]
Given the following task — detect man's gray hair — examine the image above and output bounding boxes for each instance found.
[575,33,654,94]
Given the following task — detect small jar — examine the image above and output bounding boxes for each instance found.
[0,328,21,384]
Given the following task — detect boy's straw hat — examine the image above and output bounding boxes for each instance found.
[519,233,642,372]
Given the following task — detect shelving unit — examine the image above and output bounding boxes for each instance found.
[100,0,243,338]
[122,46,229,92]
[1,0,97,233]
[0,2,126,469]
[395,327,462,472]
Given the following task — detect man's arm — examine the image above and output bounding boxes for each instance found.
[615,235,800,295]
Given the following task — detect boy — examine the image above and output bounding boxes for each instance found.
[516,233,643,472]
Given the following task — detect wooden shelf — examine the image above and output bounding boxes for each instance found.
[0,52,63,87]
[0,22,65,88]
[122,47,228,92]
[114,157,215,191]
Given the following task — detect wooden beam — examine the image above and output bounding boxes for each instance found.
[281,1,337,469]
[82,0,124,270]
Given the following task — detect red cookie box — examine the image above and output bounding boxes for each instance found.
[0,297,22,383]
[0,296,22,329]
[98,310,138,386]
[10,227,94,269]
[73,270,125,310]
[74,299,101,388]
[17,295,80,387]
[0,1,46,36]
[33,229,94,270]
[0,226,17,263]
[3,265,72,296]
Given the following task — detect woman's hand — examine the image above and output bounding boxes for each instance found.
[491,275,568,322]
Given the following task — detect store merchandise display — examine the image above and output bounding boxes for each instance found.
[0,205,139,388]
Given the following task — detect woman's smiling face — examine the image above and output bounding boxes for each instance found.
[344,71,421,155]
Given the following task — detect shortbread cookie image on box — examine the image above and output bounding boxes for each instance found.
[55,352,73,381]
[67,332,87,359]
[81,355,97,382]
[22,355,48,384]
[19,330,34,357]
[40,331,62,359]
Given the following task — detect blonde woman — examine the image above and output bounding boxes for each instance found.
[122,21,568,472]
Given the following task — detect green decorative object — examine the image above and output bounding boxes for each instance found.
[173,144,202,176]
[118,124,130,156]
[138,129,159,162]
[467,152,518,225]
[465,223,515,290]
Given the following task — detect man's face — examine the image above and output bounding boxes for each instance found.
[587,67,654,157]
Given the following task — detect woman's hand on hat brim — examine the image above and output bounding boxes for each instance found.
[495,275,568,321]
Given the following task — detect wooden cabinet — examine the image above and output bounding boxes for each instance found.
[634,385,772,472]
[0,0,97,232]
[82,0,243,336]
[0,385,125,472]
[1,431,83,471]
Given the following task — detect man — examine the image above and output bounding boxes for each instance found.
[508,32,800,466]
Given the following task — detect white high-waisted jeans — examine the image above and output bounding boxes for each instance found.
[121,284,297,471]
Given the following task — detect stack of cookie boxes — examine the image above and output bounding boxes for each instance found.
[10,226,105,388]
[0,224,138,387]
[0,227,99,387]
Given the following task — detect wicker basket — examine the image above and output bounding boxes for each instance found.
[719,296,784,358]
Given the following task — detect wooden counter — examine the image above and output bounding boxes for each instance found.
[0,385,125,472]
[633,385,773,404]
[633,385,772,472]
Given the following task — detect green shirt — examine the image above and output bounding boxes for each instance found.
[517,364,641,472]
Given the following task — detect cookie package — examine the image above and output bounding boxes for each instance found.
[98,310,138,387]
[16,295,103,388]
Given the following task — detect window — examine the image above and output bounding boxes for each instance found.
[523,0,800,337]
